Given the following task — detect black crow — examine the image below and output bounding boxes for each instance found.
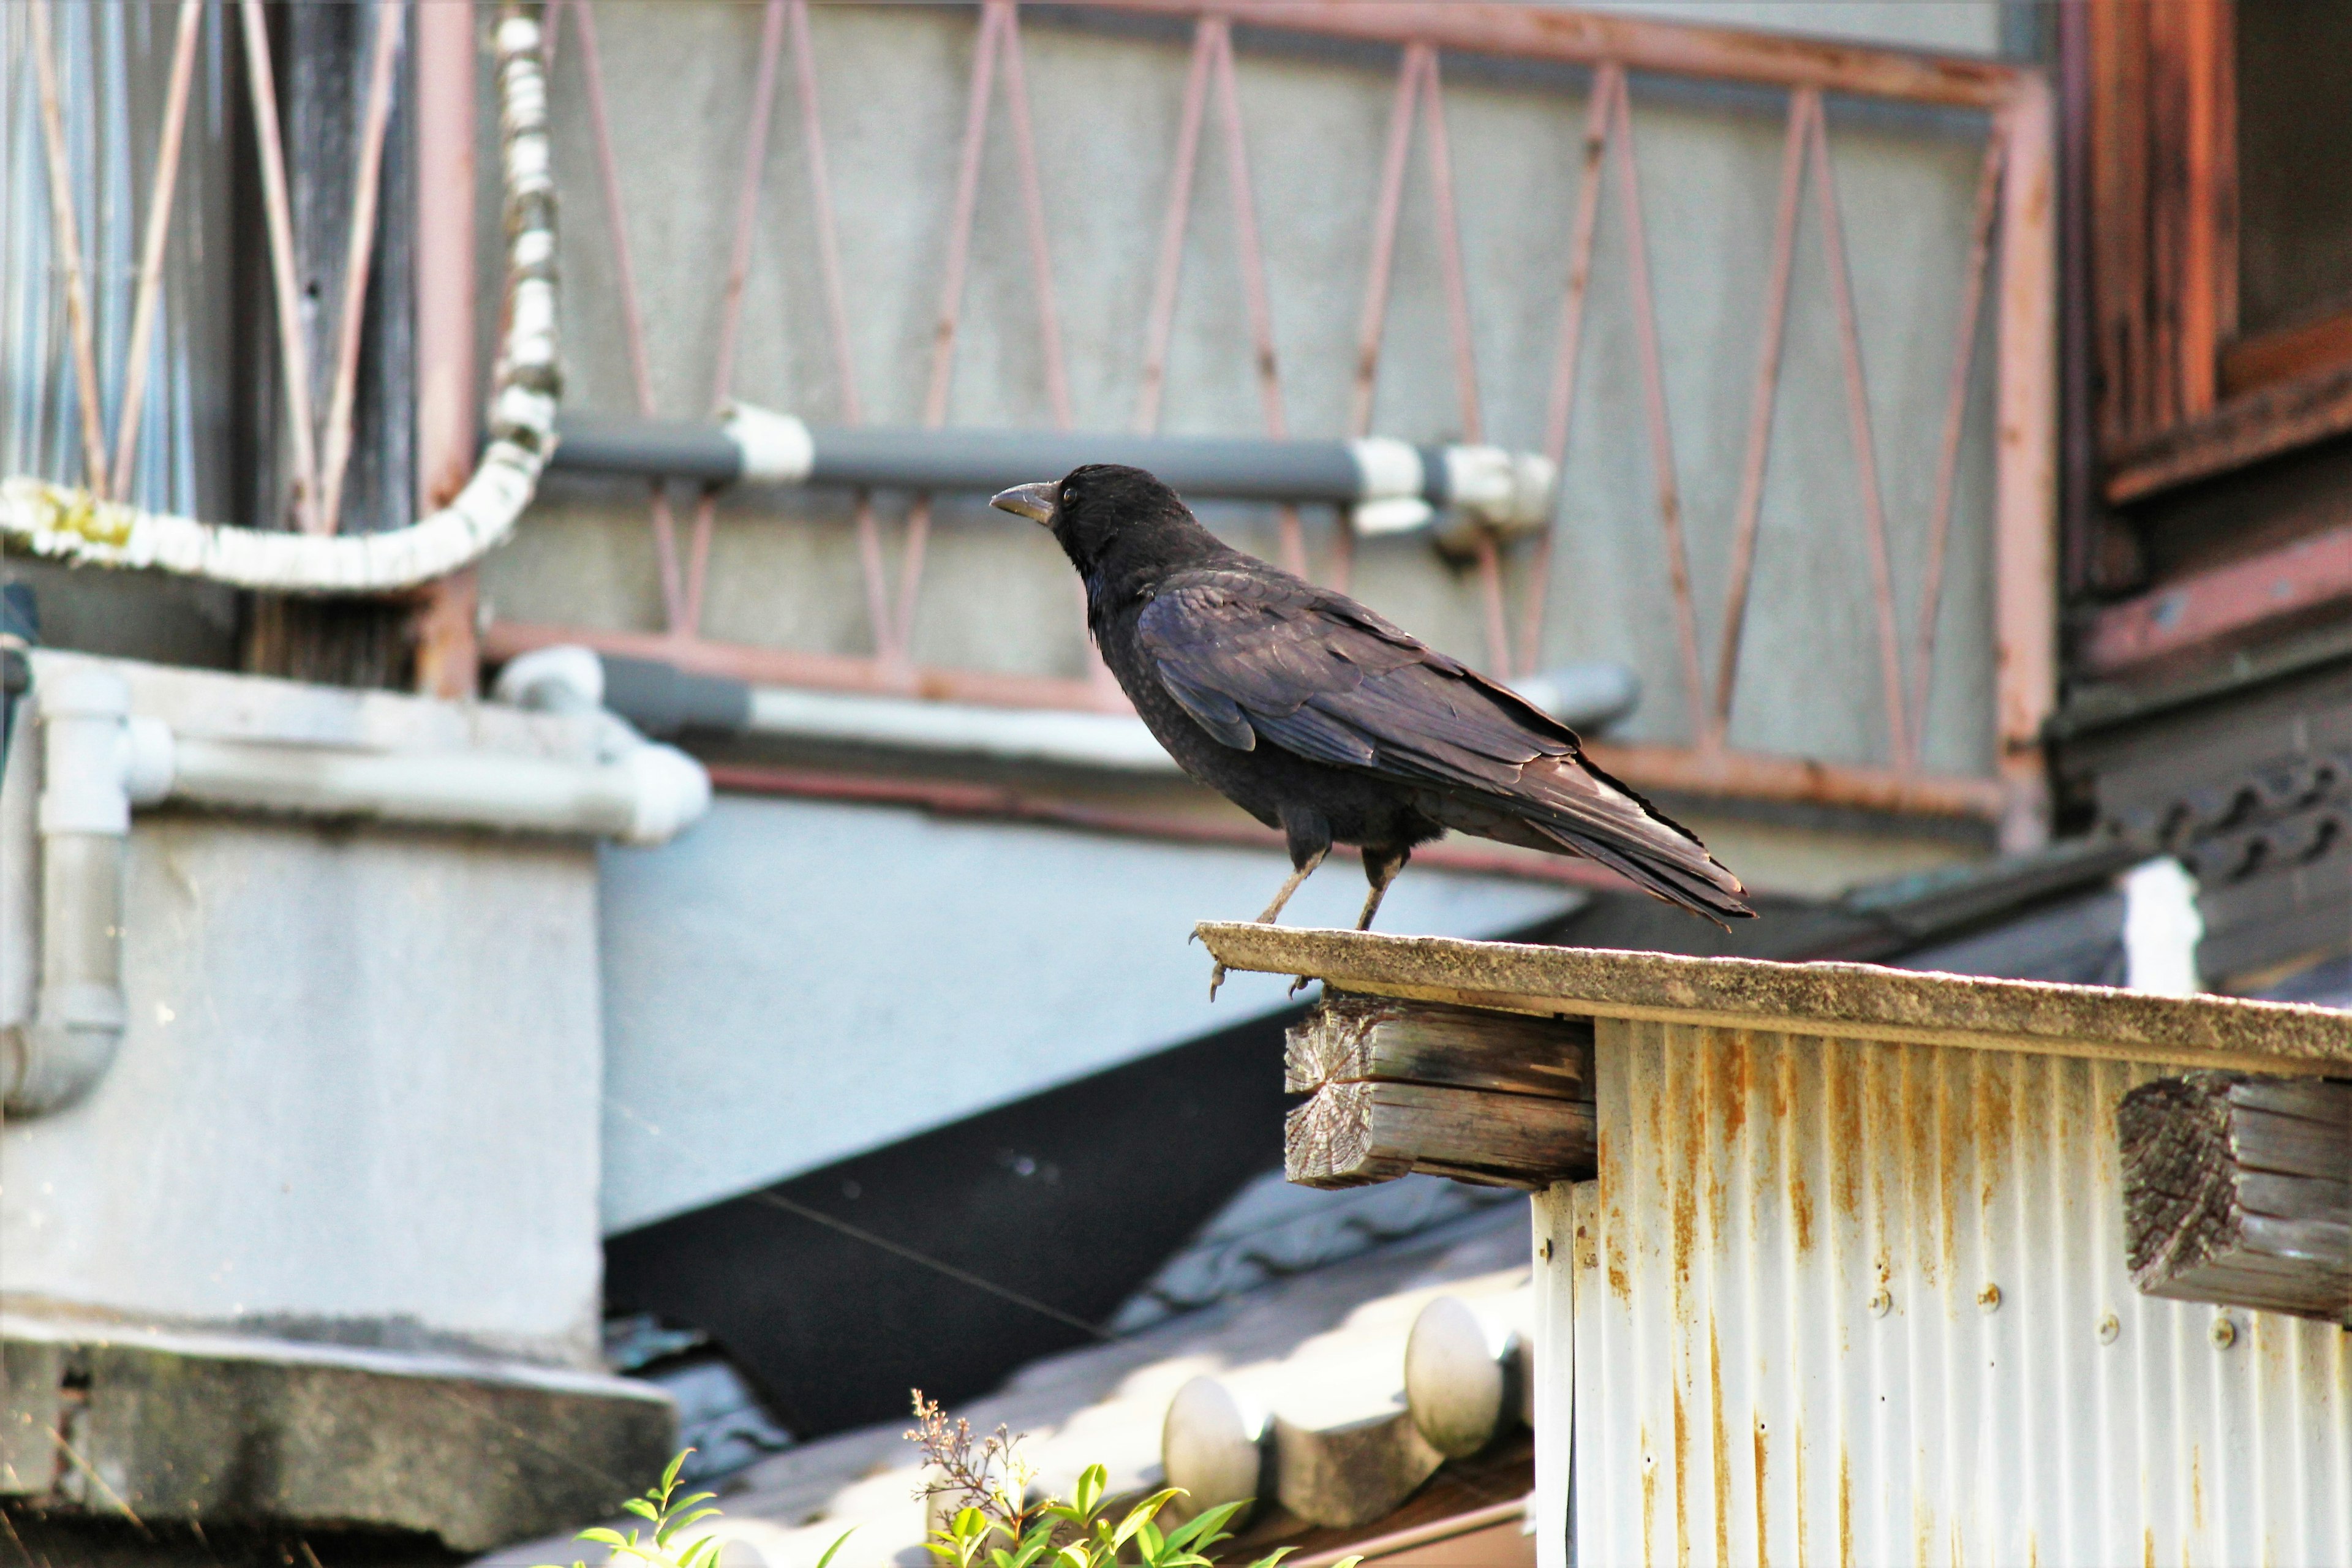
[993,466,1752,988]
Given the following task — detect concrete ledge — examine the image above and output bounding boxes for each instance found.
[1196,925,2352,1071]
[1,1316,674,1552]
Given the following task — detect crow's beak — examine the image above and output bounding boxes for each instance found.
[990,481,1058,527]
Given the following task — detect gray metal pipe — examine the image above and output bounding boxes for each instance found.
[801,426,1371,504]
[543,405,1559,539]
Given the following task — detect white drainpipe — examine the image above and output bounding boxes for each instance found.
[0,657,709,1117]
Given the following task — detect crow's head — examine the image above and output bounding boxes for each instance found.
[992,464,1207,579]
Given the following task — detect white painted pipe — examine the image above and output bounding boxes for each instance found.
[157,735,710,846]
[1161,1374,1270,1526]
[1,669,143,1115]
[1403,1292,1531,1459]
[744,686,1182,775]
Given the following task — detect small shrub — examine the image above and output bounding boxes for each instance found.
[533,1450,856,1568]
[543,1393,1360,1568]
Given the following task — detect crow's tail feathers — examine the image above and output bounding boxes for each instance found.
[1510,753,1755,927]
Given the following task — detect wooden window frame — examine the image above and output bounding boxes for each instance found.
[2092,0,2352,503]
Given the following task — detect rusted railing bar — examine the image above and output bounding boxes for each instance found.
[684,0,791,635]
[892,1,1009,664]
[1607,79,1708,743]
[238,0,325,534]
[1417,49,1510,674]
[1210,18,1306,575]
[27,1,110,501]
[318,0,407,535]
[1709,86,1812,741]
[783,1,893,655]
[997,4,1075,431]
[110,0,205,503]
[1336,39,1426,591]
[1517,64,1616,677]
[1349,43,1422,440]
[1134,17,1216,434]
[1905,127,2005,772]
[1808,101,1909,767]
[568,0,688,627]
[1095,1,2025,110]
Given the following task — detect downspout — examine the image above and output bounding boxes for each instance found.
[0,669,171,1116]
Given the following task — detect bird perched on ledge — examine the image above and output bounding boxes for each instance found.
[993,465,1752,992]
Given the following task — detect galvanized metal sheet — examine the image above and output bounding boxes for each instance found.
[1568,1017,2352,1567]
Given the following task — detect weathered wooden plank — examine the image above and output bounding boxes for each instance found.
[1284,990,1592,1098]
[2120,1070,2352,1323]
[1285,1080,1597,1192]
[1199,924,2352,1071]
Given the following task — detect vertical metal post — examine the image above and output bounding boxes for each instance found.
[1993,77,2058,853]
[412,0,480,698]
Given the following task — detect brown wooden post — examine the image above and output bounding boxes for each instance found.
[241,2,418,687]
[411,0,481,700]
[2120,1071,2352,1323]
[1284,992,1594,1190]
[1993,72,2059,853]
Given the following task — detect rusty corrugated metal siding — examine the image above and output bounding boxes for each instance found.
[1569,1017,2352,1567]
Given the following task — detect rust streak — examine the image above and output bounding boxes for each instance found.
[1838,1444,1852,1568]
[1672,1379,1691,1567]
[1752,1415,1770,1564]
[1642,1427,1659,1566]
[1710,1314,1729,1568]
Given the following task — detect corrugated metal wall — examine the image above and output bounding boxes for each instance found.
[1566,1018,2352,1567]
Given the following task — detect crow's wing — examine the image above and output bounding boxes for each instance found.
[1139,567,1571,788]
[1137,567,1751,918]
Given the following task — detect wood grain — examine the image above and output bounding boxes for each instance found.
[2120,1070,2352,1323]
[1283,992,1597,1191]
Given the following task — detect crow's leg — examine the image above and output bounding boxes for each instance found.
[1255,844,1329,924]
[1355,843,1412,932]
[1212,809,1330,1000]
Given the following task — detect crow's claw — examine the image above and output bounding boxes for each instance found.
[1287,974,1314,998]
[1208,960,1228,1001]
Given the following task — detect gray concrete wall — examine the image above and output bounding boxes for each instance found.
[597,793,1581,1232]
[0,659,616,1370]
[486,1,2013,779]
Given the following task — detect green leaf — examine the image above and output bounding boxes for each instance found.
[577,1527,629,1548]
[622,1498,660,1522]
[1072,1464,1107,1520]
[1163,1500,1245,1553]
[662,1450,692,1494]
[1110,1490,1179,1551]
[658,1506,724,1547]
[683,1537,729,1568]
[1240,1547,1298,1568]
[1054,1542,1091,1568]
[812,1525,859,1568]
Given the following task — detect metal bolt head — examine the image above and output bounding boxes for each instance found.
[2211,1313,2238,1350]
[2097,1312,2121,1346]
[1867,1288,1892,1319]
[1539,1238,1553,1262]
[1978,1283,2002,1314]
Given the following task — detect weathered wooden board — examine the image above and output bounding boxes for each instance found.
[2120,1070,2352,1322]
[1284,991,1596,1190]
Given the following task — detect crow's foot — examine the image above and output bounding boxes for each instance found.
[1208,960,1229,1000]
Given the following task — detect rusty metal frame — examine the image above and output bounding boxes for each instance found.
[486,1,2054,839]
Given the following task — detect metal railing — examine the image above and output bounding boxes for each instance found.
[6,2,2056,845]
[484,1,2056,845]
